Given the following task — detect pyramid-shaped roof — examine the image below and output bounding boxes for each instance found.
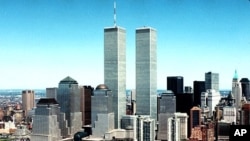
[59,76,78,84]
[233,70,238,80]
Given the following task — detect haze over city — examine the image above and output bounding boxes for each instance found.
[1,0,250,89]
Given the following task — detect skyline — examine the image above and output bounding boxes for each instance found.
[1,0,250,89]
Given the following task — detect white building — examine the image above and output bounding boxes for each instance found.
[167,112,188,141]
[223,106,236,124]
[201,89,221,117]
[0,117,16,134]
[136,116,155,141]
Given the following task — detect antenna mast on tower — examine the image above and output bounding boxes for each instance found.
[114,0,117,27]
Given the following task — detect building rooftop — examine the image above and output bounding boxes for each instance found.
[104,26,126,30]
[96,84,109,90]
[240,78,250,82]
[136,26,156,31]
[191,106,201,111]
[233,70,238,79]
[37,98,58,105]
[161,90,174,96]
[59,76,78,84]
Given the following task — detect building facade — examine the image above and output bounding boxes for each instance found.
[120,115,138,140]
[157,91,176,140]
[46,87,57,99]
[56,76,82,137]
[190,106,201,133]
[168,112,188,141]
[201,89,221,117]
[31,98,62,141]
[167,76,184,95]
[205,72,219,91]
[136,27,157,120]
[137,116,155,141]
[232,70,242,109]
[91,84,114,138]
[193,81,205,107]
[22,90,35,117]
[104,26,126,129]
[240,103,250,125]
[222,92,236,124]
[80,85,93,126]
[240,78,250,100]
[189,122,215,141]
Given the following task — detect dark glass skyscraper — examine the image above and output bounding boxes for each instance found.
[193,81,205,106]
[240,78,250,100]
[167,76,183,95]
[80,85,94,126]
[205,72,219,91]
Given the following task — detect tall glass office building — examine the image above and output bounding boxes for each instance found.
[56,76,82,137]
[136,27,157,120]
[205,72,219,91]
[104,26,126,129]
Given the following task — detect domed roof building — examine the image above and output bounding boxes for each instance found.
[95,84,109,90]
[91,84,114,138]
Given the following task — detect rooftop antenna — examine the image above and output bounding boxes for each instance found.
[114,0,117,27]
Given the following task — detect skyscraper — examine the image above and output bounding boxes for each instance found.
[91,84,114,138]
[201,89,221,117]
[121,115,138,140]
[104,26,126,129]
[193,81,205,106]
[46,87,57,99]
[240,78,250,100]
[136,27,157,120]
[157,91,176,140]
[168,112,188,141]
[232,70,242,109]
[240,103,250,125]
[80,85,94,126]
[157,91,176,114]
[167,76,184,95]
[137,116,155,141]
[223,92,236,124]
[31,98,62,141]
[22,90,35,117]
[190,106,201,135]
[205,72,219,91]
[56,76,82,137]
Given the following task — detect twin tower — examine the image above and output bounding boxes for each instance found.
[104,26,157,128]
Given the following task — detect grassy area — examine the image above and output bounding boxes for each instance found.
[0,137,18,141]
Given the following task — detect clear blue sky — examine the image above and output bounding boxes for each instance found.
[0,0,250,90]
